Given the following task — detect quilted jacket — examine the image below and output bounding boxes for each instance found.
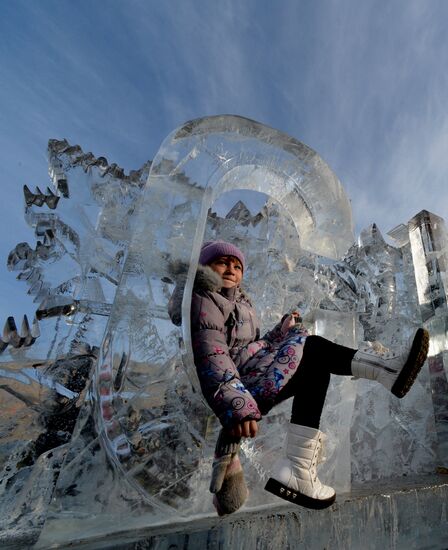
[169,265,308,428]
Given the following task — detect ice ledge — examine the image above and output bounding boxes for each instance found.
[34,474,448,550]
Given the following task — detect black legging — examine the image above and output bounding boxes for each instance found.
[274,335,356,429]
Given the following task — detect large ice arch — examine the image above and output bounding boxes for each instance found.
[95,115,355,519]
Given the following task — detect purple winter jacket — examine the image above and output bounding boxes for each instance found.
[169,265,308,428]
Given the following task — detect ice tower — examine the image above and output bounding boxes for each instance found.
[0,116,447,549]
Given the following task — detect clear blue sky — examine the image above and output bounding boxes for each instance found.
[1,0,448,323]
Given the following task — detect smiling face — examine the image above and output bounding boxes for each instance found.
[208,255,243,288]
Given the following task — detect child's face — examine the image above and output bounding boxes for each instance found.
[209,255,243,288]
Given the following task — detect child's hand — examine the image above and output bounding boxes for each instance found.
[280,314,295,336]
[225,420,258,438]
[280,311,301,336]
[291,310,301,322]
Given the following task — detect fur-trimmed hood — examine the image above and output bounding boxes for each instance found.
[168,264,225,326]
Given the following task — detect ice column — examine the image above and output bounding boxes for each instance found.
[408,210,448,467]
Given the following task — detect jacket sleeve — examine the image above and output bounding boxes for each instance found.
[191,291,262,428]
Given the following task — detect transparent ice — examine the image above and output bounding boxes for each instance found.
[0,116,446,548]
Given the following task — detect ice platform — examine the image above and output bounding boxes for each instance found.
[35,474,448,550]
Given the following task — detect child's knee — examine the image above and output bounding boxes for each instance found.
[303,335,325,355]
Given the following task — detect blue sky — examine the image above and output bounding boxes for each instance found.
[1,0,448,322]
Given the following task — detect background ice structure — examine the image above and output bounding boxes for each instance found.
[0,115,446,548]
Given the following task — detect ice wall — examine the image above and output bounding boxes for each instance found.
[0,115,446,548]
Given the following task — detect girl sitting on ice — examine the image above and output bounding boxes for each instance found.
[169,240,429,515]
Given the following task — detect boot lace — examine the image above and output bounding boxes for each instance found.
[316,434,327,464]
[311,435,327,483]
[360,340,394,358]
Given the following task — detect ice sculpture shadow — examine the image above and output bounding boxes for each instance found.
[93,115,356,520]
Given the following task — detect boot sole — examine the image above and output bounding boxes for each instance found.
[264,478,336,510]
[391,328,430,398]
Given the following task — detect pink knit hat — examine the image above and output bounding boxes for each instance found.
[199,241,245,271]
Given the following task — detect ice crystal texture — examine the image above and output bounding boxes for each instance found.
[0,116,446,547]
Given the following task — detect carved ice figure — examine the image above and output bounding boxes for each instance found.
[0,141,149,545]
[4,140,149,360]
[86,114,355,523]
[1,139,148,420]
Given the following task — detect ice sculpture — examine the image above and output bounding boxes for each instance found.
[89,115,355,519]
[0,140,150,546]
[0,115,446,548]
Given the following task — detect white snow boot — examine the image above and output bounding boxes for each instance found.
[264,424,336,510]
[351,328,429,398]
